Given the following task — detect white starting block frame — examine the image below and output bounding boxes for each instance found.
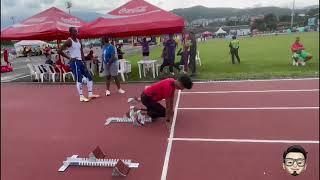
[105,106,152,126]
[105,116,152,125]
[58,155,139,172]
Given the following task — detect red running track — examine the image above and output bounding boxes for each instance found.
[1,78,319,180]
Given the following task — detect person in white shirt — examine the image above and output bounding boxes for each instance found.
[58,27,100,102]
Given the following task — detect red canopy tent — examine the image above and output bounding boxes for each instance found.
[80,0,185,38]
[1,7,86,41]
[202,31,213,36]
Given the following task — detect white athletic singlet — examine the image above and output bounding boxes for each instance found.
[68,38,82,60]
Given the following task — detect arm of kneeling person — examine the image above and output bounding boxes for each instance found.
[165,97,174,122]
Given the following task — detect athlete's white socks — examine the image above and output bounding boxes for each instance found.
[87,80,93,96]
[76,82,83,96]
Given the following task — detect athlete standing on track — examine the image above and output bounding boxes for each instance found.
[58,27,100,102]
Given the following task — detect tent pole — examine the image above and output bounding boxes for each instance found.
[57,39,62,61]
[132,36,134,47]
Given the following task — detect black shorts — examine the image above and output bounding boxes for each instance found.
[141,92,165,119]
[143,52,149,57]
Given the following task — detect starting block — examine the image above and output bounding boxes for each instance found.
[58,146,139,176]
[105,106,152,126]
[112,160,131,177]
[58,155,139,172]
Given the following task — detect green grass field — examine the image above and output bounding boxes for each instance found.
[94,32,319,82]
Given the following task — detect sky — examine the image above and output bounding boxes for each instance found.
[1,0,318,27]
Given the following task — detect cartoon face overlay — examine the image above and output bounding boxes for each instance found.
[282,145,307,176]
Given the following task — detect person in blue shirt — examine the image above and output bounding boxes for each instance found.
[100,37,125,96]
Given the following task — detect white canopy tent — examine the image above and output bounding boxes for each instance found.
[216,27,227,34]
[14,40,48,47]
[14,40,48,57]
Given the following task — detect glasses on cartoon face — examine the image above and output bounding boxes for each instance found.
[284,158,306,167]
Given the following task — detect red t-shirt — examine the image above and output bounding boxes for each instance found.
[144,78,176,102]
[291,42,304,53]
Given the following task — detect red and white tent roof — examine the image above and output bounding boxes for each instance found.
[80,0,185,38]
[1,7,86,41]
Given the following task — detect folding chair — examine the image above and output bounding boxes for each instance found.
[27,64,39,81]
[44,64,58,82]
[62,66,75,82]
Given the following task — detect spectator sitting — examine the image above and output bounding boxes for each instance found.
[292,47,312,66]
[85,50,94,61]
[55,55,71,72]
[45,54,54,65]
[85,50,100,73]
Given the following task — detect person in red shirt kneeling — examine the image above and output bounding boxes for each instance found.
[129,75,193,125]
[291,37,305,53]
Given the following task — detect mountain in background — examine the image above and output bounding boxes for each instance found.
[303,5,319,10]
[170,6,317,22]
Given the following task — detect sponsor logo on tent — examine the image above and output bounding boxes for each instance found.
[60,17,81,25]
[118,6,148,14]
[12,22,53,28]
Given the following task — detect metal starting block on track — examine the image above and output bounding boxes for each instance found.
[58,155,139,172]
[105,106,152,126]
[105,116,152,125]
[58,146,139,176]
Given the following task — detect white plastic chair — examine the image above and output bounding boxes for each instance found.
[55,65,63,82]
[156,62,161,76]
[27,64,39,81]
[44,64,58,82]
[118,59,131,82]
[62,66,75,82]
[196,50,202,66]
[34,64,48,83]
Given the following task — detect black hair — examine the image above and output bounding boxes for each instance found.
[102,36,110,44]
[69,27,75,33]
[178,74,193,89]
[283,145,308,162]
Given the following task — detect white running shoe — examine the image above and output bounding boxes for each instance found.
[118,89,126,94]
[80,95,90,102]
[301,62,306,66]
[128,98,137,105]
[105,90,111,96]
